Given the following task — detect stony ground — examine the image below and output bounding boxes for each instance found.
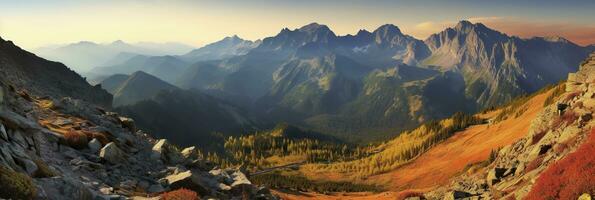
[0,79,278,199]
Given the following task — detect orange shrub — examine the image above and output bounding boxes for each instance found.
[397,190,425,200]
[525,128,595,200]
[63,130,88,149]
[161,188,199,200]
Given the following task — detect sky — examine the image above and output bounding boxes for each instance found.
[1,0,594,50]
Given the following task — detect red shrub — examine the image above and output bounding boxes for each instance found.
[525,128,595,200]
[397,190,425,200]
[553,142,569,154]
[560,111,578,125]
[63,131,88,149]
[161,188,199,200]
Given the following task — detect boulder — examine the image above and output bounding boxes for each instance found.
[165,170,210,196]
[118,117,136,133]
[181,146,199,160]
[230,171,253,197]
[210,169,234,185]
[99,142,125,164]
[88,138,102,153]
[151,139,184,164]
[147,184,165,193]
[230,171,252,187]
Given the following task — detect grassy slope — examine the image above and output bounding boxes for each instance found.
[370,89,550,190]
[276,86,553,199]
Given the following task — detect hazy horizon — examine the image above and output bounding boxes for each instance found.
[1,0,594,50]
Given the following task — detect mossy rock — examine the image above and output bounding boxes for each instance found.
[0,165,36,199]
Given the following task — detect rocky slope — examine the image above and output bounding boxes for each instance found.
[0,39,277,200]
[0,37,112,108]
[424,53,595,200]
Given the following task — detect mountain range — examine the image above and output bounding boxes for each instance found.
[83,21,592,142]
[33,40,195,73]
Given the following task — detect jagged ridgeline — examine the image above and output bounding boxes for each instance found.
[86,21,592,144]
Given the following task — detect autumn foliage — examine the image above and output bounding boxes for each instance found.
[161,188,199,200]
[525,128,595,200]
[63,130,89,149]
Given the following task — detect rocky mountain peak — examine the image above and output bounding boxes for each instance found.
[221,34,245,43]
[372,24,408,45]
[374,24,402,35]
[452,20,507,39]
[356,29,372,36]
[298,22,333,34]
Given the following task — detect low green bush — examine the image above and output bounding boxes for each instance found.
[0,165,36,200]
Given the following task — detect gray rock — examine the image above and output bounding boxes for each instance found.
[0,109,40,131]
[146,184,165,193]
[88,138,102,153]
[99,142,126,164]
[230,171,252,187]
[36,177,94,200]
[0,144,19,170]
[165,170,210,196]
[181,146,198,160]
[119,179,138,190]
[0,123,7,141]
[210,169,234,184]
[14,156,38,175]
[151,139,184,164]
[8,129,28,148]
[118,117,136,133]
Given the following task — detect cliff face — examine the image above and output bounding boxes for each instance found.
[0,38,112,108]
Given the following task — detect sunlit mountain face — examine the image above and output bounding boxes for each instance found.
[0,1,594,200]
